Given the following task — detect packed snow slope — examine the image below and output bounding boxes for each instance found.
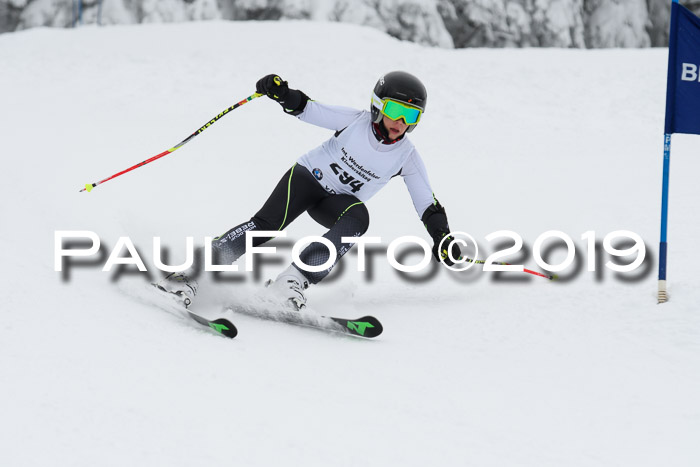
[1,21,699,467]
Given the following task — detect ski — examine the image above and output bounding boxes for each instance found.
[182,309,238,339]
[152,284,238,339]
[327,315,383,338]
[229,302,382,338]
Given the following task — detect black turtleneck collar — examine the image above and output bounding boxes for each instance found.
[372,121,404,145]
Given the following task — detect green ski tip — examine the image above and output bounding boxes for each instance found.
[209,322,229,333]
[346,321,374,336]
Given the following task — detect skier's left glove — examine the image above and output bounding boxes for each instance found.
[432,233,463,266]
[256,74,310,115]
[422,200,462,266]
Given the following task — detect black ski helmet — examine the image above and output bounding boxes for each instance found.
[371,71,427,133]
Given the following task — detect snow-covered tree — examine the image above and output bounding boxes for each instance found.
[0,0,694,49]
[331,0,453,47]
[584,0,651,48]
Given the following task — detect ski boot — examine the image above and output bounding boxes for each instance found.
[265,266,309,311]
[154,272,198,308]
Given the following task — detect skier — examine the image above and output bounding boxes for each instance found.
[157,71,461,310]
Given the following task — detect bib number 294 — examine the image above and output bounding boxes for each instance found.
[330,163,364,193]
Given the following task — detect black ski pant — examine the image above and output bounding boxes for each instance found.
[212,164,370,284]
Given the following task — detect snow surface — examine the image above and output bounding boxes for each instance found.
[1,20,699,467]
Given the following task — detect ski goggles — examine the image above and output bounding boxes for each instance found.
[374,95,423,125]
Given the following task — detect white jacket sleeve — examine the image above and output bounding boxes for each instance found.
[401,149,436,218]
[297,101,364,131]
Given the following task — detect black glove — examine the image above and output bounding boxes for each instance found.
[432,232,463,266]
[256,74,289,102]
[421,200,462,266]
[256,73,309,115]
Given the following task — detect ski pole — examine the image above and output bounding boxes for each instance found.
[80,92,263,192]
[459,257,557,281]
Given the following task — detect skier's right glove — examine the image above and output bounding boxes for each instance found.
[256,74,310,115]
[256,74,289,101]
